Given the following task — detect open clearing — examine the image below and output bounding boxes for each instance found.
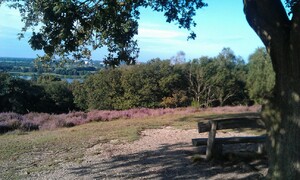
[0,107,268,179]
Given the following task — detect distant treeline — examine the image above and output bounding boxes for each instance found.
[0,57,104,76]
[0,48,274,114]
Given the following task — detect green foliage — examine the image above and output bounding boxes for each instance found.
[0,73,45,114]
[211,48,248,106]
[161,90,189,108]
[71,50,253,111]
[187,48,248,108]
[37,74,61,83]
[246,47,275,104]
[0,72,75,114]
[36,75,76,113]
[4,0,206,66]
[120,60,180,108]
[84,69,123,110]
[39,81,75,113]
[70,80,88,110]
[191,100,200,108]
[187,56,214,107]
[76,59,189,110]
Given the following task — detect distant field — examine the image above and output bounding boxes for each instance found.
[0,57,34,65]
[0,106,262,179]
[0,57,104,77]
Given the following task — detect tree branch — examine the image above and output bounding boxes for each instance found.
[243,0,290,72]
[243,0,290,46]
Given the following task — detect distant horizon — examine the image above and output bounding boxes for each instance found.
[0,45,264,62]
[0,45,262,64]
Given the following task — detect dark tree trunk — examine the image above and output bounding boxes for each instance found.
[244,0,300,179]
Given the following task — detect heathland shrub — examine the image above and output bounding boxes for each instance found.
[58,111,88,126]
[0,106,260,133]
[0,113,22,133]
[0,108,181,132]
[0,122,14,134]
[0,112,39,133]
[20,121,39,131]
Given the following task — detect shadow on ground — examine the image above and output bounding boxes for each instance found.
[68,143,268,179]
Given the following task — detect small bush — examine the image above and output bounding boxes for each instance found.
[0,112,23,122]
[191,101,200,108]
[0,113,23,133]
[0,123,14,134]
[25,113,51,126]
[20,121,39,131]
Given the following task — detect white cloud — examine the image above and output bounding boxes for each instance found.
[135,24,192,59]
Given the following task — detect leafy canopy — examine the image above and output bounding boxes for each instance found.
[1,0,206,66]
[246,47,275,104]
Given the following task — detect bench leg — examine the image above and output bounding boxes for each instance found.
[206,121,217,160]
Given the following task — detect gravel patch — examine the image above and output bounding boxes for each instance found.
[26,127,268,179]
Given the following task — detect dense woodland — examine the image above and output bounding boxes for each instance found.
[0,47,274,114]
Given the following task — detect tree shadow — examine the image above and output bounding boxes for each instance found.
[68,143,268,179]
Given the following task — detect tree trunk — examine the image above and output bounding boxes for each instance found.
[263,76,300,179]
[244,0,300,178]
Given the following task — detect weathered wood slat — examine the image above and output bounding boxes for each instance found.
[198,122,211,133]
[198,117,264,133]
[192,135,266,146]
[192,138,208,146]
[206,121,217,160]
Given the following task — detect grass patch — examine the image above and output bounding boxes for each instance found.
[0,112,192,178]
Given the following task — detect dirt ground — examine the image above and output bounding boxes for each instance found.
[24,126,268,180]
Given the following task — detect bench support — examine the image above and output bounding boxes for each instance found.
[206,121,217,160]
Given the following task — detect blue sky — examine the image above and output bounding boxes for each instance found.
[0,0,264,62]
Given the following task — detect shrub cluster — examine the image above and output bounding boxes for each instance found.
[0,108,200,133]
[0,113,39,133]
[73,49,254,111]
[0,74,76,114]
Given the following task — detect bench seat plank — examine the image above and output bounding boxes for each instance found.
[192,135,266,146]
[198,118,265,133]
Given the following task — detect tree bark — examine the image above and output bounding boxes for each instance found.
[244,0,300,179]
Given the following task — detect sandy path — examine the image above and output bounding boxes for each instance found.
[28,127,268,179]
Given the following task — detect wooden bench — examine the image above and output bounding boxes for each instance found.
[192,116,266,160]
